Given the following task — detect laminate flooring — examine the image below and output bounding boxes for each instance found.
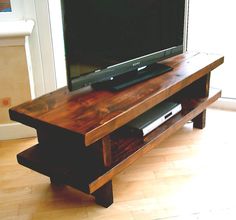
[1,108,236,220]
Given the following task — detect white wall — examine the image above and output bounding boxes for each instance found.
[188,0,236,98]
[48,0,67,89]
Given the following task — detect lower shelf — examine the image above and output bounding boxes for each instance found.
[89,88,221,192]
[17,88,221,194]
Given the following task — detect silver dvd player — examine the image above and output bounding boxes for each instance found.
[126,101,182,136]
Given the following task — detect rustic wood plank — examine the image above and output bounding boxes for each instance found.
[16,88,221,195]
[9,52,224,146]
[10,52,224,207]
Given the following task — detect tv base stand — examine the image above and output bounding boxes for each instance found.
[9,52,223,207]
[92,63,172,91]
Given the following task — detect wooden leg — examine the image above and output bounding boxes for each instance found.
[101,135,112,168]
[193,110,206,129]
[92,181,113,208]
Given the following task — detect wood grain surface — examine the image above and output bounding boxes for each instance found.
[9,52,224,146]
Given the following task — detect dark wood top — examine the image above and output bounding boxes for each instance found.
[9,52,224,146]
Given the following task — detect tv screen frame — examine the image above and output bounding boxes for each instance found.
[61,0,189,91]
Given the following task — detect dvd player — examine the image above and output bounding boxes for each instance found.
[126,101,182,136]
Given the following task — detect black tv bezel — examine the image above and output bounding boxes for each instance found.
[61,0,188,92]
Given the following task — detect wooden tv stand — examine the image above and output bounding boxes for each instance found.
[9,52,223,207]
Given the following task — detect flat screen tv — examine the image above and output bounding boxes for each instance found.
[61,0,188,91]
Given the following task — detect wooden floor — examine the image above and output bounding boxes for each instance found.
[1,108,236,220]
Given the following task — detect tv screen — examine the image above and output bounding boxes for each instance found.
[61,0,188,91]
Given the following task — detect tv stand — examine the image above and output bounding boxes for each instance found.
[92,63,172,91]
[9,52,224,208]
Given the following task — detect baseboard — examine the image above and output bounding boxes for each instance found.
[0,122,36,140]
[210,97,236,111]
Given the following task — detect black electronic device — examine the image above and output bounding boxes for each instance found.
[126,101,182,136]
[61,0,188,91]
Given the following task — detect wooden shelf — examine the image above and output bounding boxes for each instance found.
[17,87,221,194]
[89,87,221,192]
[10,52,224,207]
[10,52,224,146]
